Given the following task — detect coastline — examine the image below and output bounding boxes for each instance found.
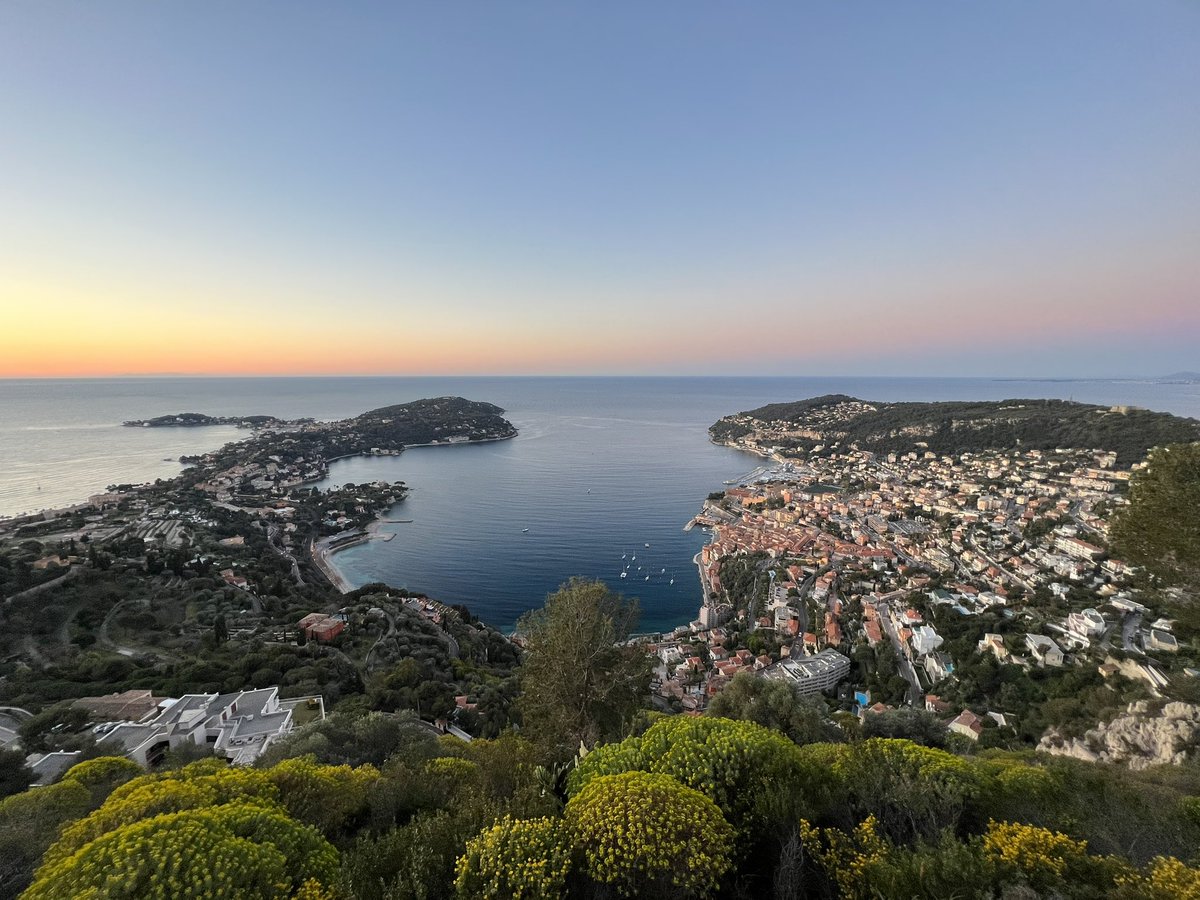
[310,536,355,593]
[309,433,515,594]
[311,521,401,593]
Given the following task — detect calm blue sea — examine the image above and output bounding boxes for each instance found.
[2,376,1199,631]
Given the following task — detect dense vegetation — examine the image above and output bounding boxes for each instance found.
[4,578,1200,898]
[710,395,1200,466]
[6,715,1200,898]
[1112,443,1200,613]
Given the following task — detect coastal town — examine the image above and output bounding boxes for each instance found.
[0,397,524,777]
[645,396,1199,758]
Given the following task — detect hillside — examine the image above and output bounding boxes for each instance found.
[347,396,514,451]
[710,395,1200,466]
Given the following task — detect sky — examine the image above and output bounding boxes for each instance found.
[1,2,1198,378]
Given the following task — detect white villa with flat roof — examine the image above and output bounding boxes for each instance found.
[95,686,322,766]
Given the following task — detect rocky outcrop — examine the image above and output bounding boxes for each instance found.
[1038,701,1200,770]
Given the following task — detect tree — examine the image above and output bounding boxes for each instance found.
[257,709,437,769]
[707,671,840,746]
[1111,443,1200,590]
[0,747,33,799]
[515,578,649,757]
[861,708,949,749]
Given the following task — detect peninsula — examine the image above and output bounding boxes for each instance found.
[710,394,1200,466]
[0,396,521,750]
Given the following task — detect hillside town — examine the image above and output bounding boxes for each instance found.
[651,438,1197,752]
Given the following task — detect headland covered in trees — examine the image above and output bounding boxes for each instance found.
[709,395,1200,467]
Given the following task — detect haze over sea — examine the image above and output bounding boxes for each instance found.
[3,376,1198,632]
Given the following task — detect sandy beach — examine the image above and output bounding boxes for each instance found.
[311,519,402,593]
[310,535,357,593]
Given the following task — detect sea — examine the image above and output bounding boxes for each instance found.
[3,376,1199,632]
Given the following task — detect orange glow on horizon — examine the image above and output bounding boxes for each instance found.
[4,262,1198,378]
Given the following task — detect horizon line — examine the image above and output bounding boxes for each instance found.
[0,372,1193,382]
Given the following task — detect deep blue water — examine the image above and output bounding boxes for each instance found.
[3,376,1199,631]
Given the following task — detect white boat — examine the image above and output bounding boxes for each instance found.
[631,555,636,561]
[620,571,627,578]
[522,528,529,533]
[670,579,674,584]
[644,575,649,581]
[644,542,650,548]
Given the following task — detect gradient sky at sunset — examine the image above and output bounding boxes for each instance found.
[2,2,1198,377]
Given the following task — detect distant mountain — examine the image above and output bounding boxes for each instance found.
[1155,372,1200,384]
[710,395,1200,467]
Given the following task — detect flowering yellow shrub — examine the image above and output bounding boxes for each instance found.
[454,815,571,899]
[1114,856,1200,899]
[292,879,340,900]
[982,820,1089,889]
[567,716,816,829]
[45,766,280,864]
[103,759,275,809]
[23,801,337,899]
[265,756,378,834]
[425,755,481,788]
[565,771,734,898]
[798,816,889,900]
[60,756,144,792]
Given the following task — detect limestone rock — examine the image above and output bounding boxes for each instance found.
[1037,700,1200,770]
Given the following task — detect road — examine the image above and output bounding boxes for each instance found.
[268,524,306,587]
[786,571,817,657]
[967,531,1036,593]
[877,602,923,707]
[1122,612,1144,654]
[98,598,137,657]
[363,609,397,670]
[4,564,84,604]
[0,707,31,748]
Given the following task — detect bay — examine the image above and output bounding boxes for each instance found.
[2,376,1198,632]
